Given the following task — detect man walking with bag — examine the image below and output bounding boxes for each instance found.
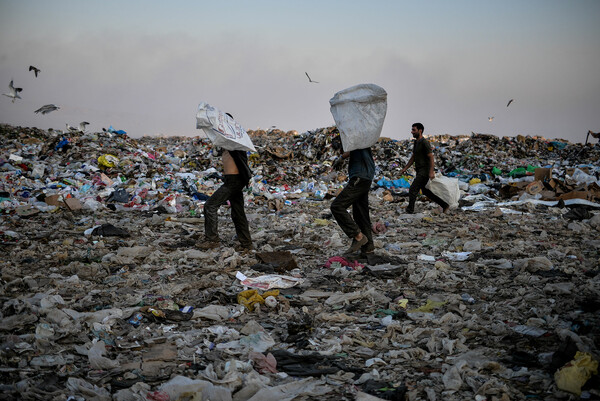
[331,137,375,256]
[199,113,253,251]
[399,123,449,214]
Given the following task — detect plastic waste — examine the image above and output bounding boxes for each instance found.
[236,271,304,289]
[329,83,387,152]
[237,289,280,311]
[158,375,232,401]
[196,102,256,152]
[461,293,475,304]
[98,154,119,168]
[128,312,144,327]
[425,174,460,208]
[554,352,598,395]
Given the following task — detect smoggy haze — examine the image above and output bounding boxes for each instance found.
[1,0,599,142]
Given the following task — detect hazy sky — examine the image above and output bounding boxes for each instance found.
[1,0,599,142]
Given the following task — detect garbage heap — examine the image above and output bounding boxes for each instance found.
[1,123,599,400]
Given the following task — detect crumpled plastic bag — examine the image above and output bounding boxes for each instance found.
[106,188,130,203]
[554,351,598,395]
[329,83,387,152]
[98,154,119,168]
[249,351,278,374]
[196,102,256,152]
[88,340,120,370]
[247,377,332,401]
[89,223,130,237]
[158,375,232,401]
[408,299,447,314]
[236,271,304,290]
[570,168,598,184]
[193,305,232,321]
[66,377,111,400]
[237,289,280,312]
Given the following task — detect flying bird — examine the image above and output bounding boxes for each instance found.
[66,123,79,133]
[29,66,41,77]
[2,80,23,103]
[506,99,514,107]
[79,121,90,132]
[34,104,60,115]
[305,72,319,83]
[488,117,494,122]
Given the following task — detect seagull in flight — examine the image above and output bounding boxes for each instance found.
[35,104,60,115]
[79,121,90,132]
[2,80,23,103]
[305,72,319,83]
[66,123,79,133]
[506,99,514,107]
[29,66,41,77]
[488,116,494,122]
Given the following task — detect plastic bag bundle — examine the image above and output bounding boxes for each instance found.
[196,102,256,152]
[98,154,119,168]
[329,84,387,152]
[425,174,460,208]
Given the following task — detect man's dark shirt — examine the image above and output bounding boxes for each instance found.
[348,148,375,180]
[413,138,433,174]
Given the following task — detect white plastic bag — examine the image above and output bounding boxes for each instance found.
[570,168,597,184]
[196,102,256,152]
[425,174,460,208]
[329,84,387,152]
[159,375,232,401]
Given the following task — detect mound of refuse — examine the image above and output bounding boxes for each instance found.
[1,123,599,400]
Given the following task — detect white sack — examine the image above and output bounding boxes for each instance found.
[329,84,387,152]
[425,174,460,208]
[196,102,256,152]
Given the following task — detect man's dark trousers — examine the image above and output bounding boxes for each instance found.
[204,174,252,246]
[331,177,373,247]
[407,172,449,213]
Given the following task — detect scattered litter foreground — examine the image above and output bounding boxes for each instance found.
[1,124,599,400]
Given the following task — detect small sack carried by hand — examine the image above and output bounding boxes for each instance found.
[425,174,460,208]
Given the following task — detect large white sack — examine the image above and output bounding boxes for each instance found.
[425,174,460,208]
[329,84,387,152]
[196,102,256,152]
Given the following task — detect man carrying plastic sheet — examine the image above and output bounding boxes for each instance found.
[399,123,449,214]
[331,139,375,256]
[199,114,253,251]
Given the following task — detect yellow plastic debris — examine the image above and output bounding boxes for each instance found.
[554,351,598,395]
[249,153,260,164]
[408,299,447,313]
[237,289,280,311]
[313,218,330,226]
[397,299,409,309]
[98,154,119,168]
[469,178,481,185]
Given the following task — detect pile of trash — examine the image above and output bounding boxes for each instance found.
[1,123,599,400]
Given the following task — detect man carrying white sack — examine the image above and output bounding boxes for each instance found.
[331,136,375,256]
[199,113,253,251]
[399,122,449,214]
[328,83,387,256]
